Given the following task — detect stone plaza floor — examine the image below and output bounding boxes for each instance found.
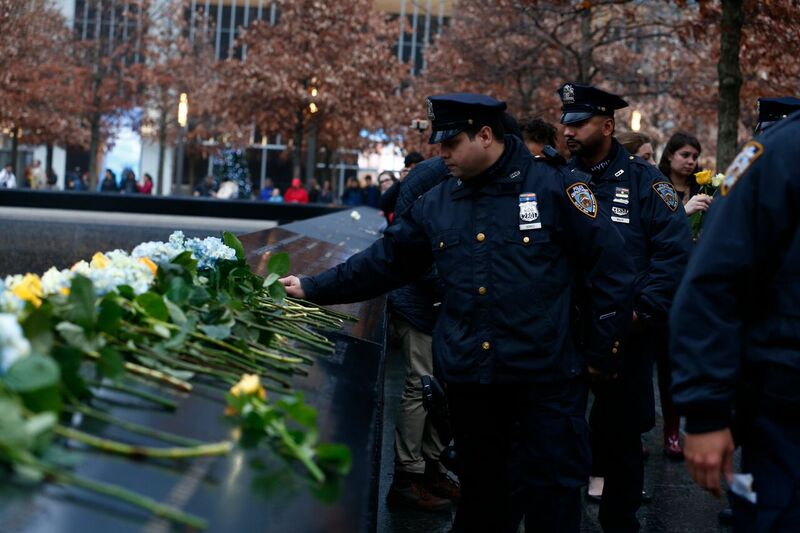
[377,342,734,533]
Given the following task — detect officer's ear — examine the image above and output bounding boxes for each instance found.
[476,125,495,148]
[603,117,615,137]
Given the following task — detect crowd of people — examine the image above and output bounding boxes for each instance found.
[278,88,800,533]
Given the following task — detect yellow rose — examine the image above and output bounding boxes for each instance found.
[694,169,713,186]
[11,273,43,307]
[139,257,158,275]
[230,374,267,400]
[91,252,110,269]
[711,173,724,188]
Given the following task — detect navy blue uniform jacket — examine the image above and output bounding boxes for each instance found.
[670,112,800,433]
[303,135,635,384]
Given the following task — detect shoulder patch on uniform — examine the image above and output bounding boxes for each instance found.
[721,140,764,196]
[566,182,598,218]
[652,181,679,212]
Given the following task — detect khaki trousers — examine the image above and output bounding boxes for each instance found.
[391,316,445,474]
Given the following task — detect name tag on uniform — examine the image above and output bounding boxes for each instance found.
[519,193,542,230]
[611,206,630,224]
[611,216,630,224]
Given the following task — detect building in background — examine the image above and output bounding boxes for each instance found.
[1,0,450,196]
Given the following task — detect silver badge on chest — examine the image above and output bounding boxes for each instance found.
[519,193,541,230]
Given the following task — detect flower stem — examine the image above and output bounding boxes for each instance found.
[85,350,192,392]
[88,380,177,410]
[55,424,233,459]
[32,458,207,529]
[64,404,205,447]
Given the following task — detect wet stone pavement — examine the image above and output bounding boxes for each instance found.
[377,344,734,533]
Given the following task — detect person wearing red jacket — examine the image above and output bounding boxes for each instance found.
[283,178,309,204]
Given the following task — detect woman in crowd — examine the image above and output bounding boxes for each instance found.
[138,173,154,194]
[658,132,711,216]
[617,132,656,165]
[99,169,118,192]
[318,180,333,203]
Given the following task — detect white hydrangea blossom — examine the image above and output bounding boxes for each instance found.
[0,313,31,373]
[0,278,24,314]
[133,231,236,271]
[41,267,74,297]
[88,251,155,296]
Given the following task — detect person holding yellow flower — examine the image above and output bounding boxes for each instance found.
[658,132,713,216]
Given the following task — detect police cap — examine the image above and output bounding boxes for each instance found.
[426,93,507,144]
[756,96,800,133]
[558,83,628,125]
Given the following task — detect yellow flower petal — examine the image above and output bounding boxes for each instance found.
[229,374,266,398]
[91,252,110,269]
[11,273,43,307]
[139,257,158,275]
[694,169,713,186]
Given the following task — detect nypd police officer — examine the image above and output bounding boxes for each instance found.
[558,82,692,532]
[671,111,800,532]
[754,96,800,134]
[281,93,635,532]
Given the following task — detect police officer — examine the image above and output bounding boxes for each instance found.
[670,111,800,532]
[281,93,635,532]
[558,82,692,532]
[754,96,800,134]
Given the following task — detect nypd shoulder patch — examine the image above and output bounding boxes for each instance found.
[652,182,679,212]
[721,140,764,196]
[566,182,598,218]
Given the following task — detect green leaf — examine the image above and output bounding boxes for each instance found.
[0,396,32,450]
[67,275,95,329]
[268,252,291,277]
[164,299,187,326]
[315,443,353,475]
[56,321,102,352]
[153,323,172,339]
[97,346,124,380]
[268,281,287,302]
[3,355,61,393]
[135,292,169,322]
[116,285,135,300]
[52,345,89,399]
[21,307,54,356]
[223,232,246,262]
[166,277,192,305]
[277,394,318,429]
[263,273,279,287]
[97,297,123,334]
[189,286,211,306]
[199,323,232,340]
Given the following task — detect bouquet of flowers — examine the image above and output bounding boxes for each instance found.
[690,169,725,240]
[0,231,353,529]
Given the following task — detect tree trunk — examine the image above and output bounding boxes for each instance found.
[577,6,593,84]
[46,144,54,176]
[157,109,167,195]
[10,128,19,181]
[716,0,744,170]
[88,115,102,190]
[291,110,304,179]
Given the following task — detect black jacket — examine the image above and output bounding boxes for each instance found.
[670,112,800,433]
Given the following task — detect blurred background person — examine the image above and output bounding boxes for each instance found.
[0,162,17,188]
[284,177,309,204]
[521,116,558,156]
[658,132,710,216]
[120,169,138,194]
[137,173,154,194]
[617,132,656,165]
[267,187,283,203]
[399,152,424,180]
[341,176,363,206]
[307,178,321,203]
[193,175,218,197]
[258,178,275,200]
[98,169,118,193]
[319,180,334,203]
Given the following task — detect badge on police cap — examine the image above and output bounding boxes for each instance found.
[566,183,598,218]
[426,98,435,120]
[721,140,764,196]
[562,84,575,104]
[519,193,541,230]
[652,182,679,212]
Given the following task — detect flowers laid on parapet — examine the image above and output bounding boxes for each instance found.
[0,231,354,529]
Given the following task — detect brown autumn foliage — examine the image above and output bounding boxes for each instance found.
[0,0,85,159]
[217,0,408,181]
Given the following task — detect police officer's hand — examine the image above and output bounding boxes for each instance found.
[684,194,713,216]
[279,275,305,298]
[684,428,735,497]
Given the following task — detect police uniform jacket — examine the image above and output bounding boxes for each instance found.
[301,135,634,384]
[670,112,800,434]
[570,139,692,323]
[387,157,449,334]
[570,140,692,430]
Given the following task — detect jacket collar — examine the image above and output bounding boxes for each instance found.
[451,135,528,198]
[568,138,630,184]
